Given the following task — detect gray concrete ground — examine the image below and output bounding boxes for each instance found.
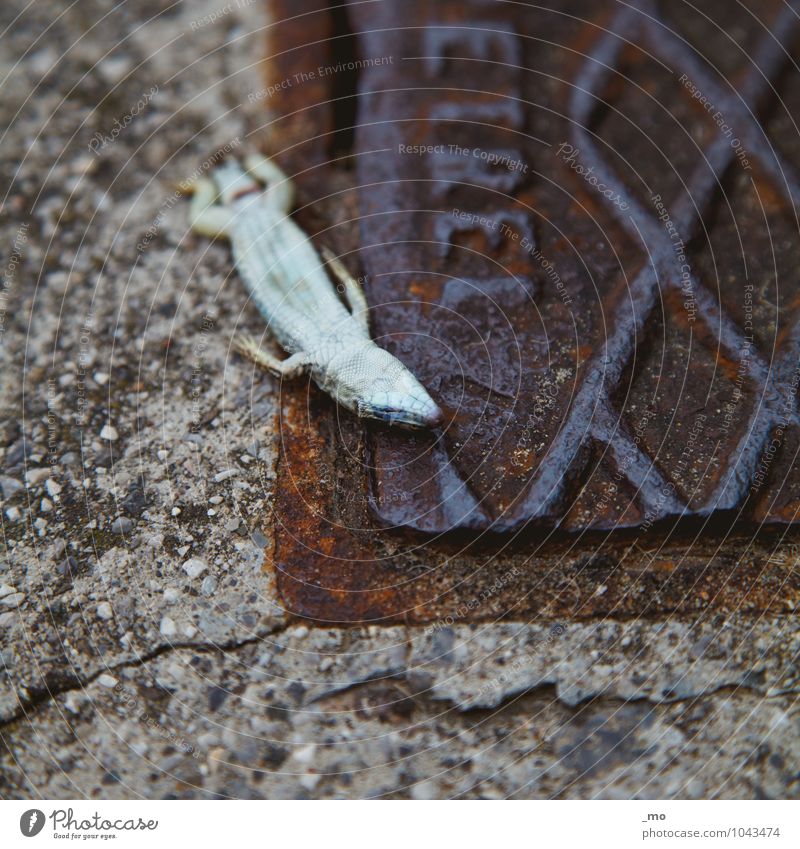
[0,0,798,798]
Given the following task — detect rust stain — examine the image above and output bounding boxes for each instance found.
[260,0,800,623]
[273,385,800,624]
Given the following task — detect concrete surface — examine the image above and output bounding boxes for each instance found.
[1,0,798,799]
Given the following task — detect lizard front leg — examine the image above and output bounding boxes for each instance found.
[187,177,234,237]
[233,334,311,380]
[321,247,371,334]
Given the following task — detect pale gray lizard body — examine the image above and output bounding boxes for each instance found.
[187,154,443,429]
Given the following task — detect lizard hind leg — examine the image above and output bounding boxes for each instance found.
[244,153,295,214]
[232,334,310,380]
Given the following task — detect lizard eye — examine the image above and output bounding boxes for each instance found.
[359,395,443,430]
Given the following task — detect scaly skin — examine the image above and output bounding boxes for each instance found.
[187,154,443,429]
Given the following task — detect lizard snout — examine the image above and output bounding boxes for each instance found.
[355,356,444,430]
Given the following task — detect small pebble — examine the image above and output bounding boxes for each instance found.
[299,773,321,790]
[0,476,23,498]
[45,478,62,497]
[98,673,118,688]
[93,371,109,385]
[0,611,18,627]
[100,423,119,441]
[214,469,238,483]
[163,587,180,603]
[40,498,53,513]
[64,692,85,714]
[201,575,217,595]
[97,602,113,620]
[171,507,181,517]
[182,558,206,579]
[293,625,309,640]
[25,468,50,486]
[411,780,437,800]
[111,517,132,534]
[209,495,223,505]
[294,744,316,765]
[157,449,168,461]
[5,506,21,521]
[130,740,149,758]
[1,592,25,608]
[99,55,131,83]
[71,154,96,177]
[28,47,58,76]
[0,584,16,599]
[160,616,177,637]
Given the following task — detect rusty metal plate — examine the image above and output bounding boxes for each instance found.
[350,0,800,534]
[258,0,800,622]
[271,387,800,625]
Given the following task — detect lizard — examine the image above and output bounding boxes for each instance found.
[186,153,443,429]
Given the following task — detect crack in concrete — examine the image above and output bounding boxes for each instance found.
[5,618,799,734]
[0,621,291,731]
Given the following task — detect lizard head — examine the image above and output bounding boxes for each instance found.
[333,346,443,430]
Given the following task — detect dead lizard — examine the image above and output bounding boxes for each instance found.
[187,153,443,429]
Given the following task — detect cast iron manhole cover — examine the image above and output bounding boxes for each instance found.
[255,0,800,622]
